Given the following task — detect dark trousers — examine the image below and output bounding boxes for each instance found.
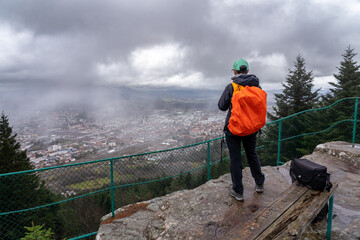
[225,131,265,194]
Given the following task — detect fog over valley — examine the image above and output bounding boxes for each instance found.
[15,103,227,169]
[1,0,359,165]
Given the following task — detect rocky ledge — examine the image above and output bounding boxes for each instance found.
[96,141,360,240]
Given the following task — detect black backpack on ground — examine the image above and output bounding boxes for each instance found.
[289,158,333,222]
[290,158,332,192]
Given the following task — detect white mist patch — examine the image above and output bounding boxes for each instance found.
[137,72,205,88]
[0,24,33,69]
[96,43,207,89]
[313,75,336,89]
[96,60,133,85]
[0,23,80,81]
[312,0,360,14]
[247,51,288,69]
[246,51,288,82]
[130,43,186,74]
[261,82,283,91]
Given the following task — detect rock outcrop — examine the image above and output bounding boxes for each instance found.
[96,141,360,240]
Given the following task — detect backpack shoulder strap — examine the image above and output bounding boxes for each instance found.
[231,82,245,96]
[325,173,333,192]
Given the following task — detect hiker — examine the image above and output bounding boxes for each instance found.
[218,58,265,202]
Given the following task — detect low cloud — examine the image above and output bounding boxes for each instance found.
[96,43,209,89]
[313,75,337,89]
[0,0,360,120]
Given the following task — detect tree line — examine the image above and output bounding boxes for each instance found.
[259,46,360,165]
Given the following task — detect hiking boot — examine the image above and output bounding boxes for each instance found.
[229,189,244,202]
[256,184,264,193]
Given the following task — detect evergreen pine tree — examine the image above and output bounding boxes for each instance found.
[269,55,320,120]
[0,113,63,239]
[323,46,360,104]
[261,55,320,164]
[0,113,33,173]
[316,47,360,146]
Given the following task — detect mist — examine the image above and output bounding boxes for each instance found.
[1,0,360,125]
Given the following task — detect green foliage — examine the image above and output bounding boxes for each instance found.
[21,222,54,240]
[270,55,319,120]
[262,55,320,164]
[258,123,281,165]
[322,46,360,105]
[312,51,359,153]
[0,113,64,239]
[260,96,358,165]
[210,159,230,179]
[0,113,33,173]
[3,91,360,240]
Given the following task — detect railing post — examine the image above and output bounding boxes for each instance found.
[207,142,211,181]
[352,98,358,145]
[110,159,115,218]
[277,120,282,166]
[326,195,334,240]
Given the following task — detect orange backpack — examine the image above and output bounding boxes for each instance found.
[228,82,267,136]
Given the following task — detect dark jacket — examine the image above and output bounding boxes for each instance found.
[218,74,260,132]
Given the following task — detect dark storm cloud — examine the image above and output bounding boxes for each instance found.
[0,0,359,119]
[0,0,213,82]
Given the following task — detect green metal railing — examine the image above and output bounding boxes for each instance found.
[266,97,360,165]
[1,97,359,239]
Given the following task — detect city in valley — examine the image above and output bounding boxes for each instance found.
[15,109,226,169]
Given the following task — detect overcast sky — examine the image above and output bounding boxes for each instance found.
[1,0,360,119]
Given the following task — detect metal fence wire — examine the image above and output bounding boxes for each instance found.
[1,97,359,239]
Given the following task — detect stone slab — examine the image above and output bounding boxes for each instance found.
[96,141,360,240]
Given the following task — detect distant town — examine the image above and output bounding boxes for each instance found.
[15,109,226,169]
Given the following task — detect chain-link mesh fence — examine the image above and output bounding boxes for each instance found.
[1,97,359,239]
[258,97,360,165]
